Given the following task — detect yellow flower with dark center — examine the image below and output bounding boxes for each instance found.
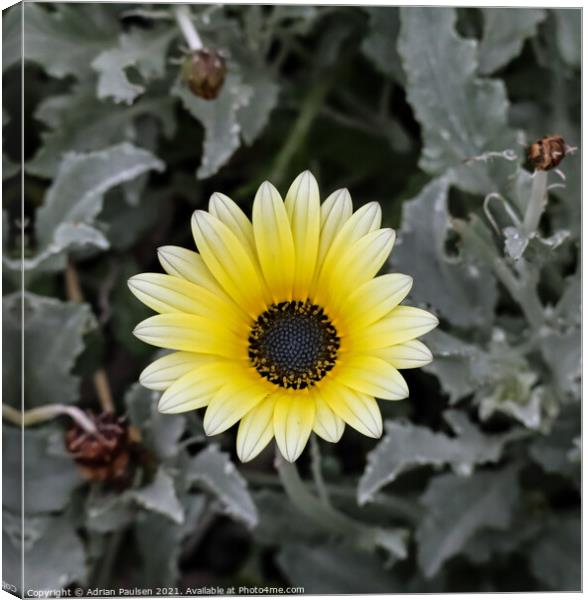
[129,171,438,462]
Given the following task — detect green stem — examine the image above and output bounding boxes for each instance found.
[276,453,368,540]
[245,471,420,522]
[309,435,330,507]
[91,531,124,588]
[174,5,202,51]
[2,403,98,433]
[269,73,336,187]
[455,220,544,329]
[523,170,548,235]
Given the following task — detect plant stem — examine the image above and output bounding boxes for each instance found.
[454,220,544,329]
[309,435,330,506]
[175,5,203,51]
[65,260,115,413]
[92,531,124,588]
[245,471,421,523]
[275,452,369,541]
[523,170,548,236]
[269,72,336,187]
[2,403,98,433]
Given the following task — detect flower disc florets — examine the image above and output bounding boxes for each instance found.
[248,300,340,390]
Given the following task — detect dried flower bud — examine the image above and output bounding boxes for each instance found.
[181,49,226,100]
[528,135,567,171]
[65,412,131,483]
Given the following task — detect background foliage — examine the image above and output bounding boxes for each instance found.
[2,3,580,594]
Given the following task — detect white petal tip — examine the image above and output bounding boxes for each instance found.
[237,444,261,463]
[279,447,303,463]
[203,412,226,437]
[139,370,164,391]
[366,425,383,439]
[296,170,316,183]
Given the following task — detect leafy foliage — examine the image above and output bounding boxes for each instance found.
[186,444,258,528]
[3,3,580,595]
[478,9,546,74]
[398,7,518,194]
[416,466,520,577]
[358,411,522,504]
[3,293,95,408]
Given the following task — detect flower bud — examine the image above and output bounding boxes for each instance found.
[528,135,567,171]
[65,412,131,483]
[181,49,227,100]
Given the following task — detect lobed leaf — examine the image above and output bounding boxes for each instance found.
[478,9,546,75]
[186,444,258,528]
[358,410,520,505]
[392,177,497,328]
[173,74,252,179]
[21,514,86,593]
[6,144,164,282]
[3,293,95,409]
[398,7,519,194]
[125,382,187,460]
[130,467,185,524]
[3,425,83,514]
[416,466,520,577]
[92,27,177,105]
[23,3,118,79]
[27,85,175,179]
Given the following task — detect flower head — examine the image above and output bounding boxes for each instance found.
[129,172,438,462]
[181,48,227,100]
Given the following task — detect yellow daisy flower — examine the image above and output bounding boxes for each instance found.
[129,171,438,463]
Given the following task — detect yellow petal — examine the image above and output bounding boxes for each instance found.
[352,306,439,351]
[203,373,269,436]
[322,378,382,438]
[236,395,277,462]
[284,171,320,298]
[373,340,433,369]
[319,201,381,277]
[317,229,396,312]
[252,181,296,301]
[312,390,345,443]
[133,313,242,358]
[316,188,353,272]
[157,245,223,295]
[140,351,209,391]
[158,361,230,413]
[273,392,315,462]
[128,273,247,332]
[208,192,257,262]
[343,273,413,329]
[336,355,409,400]
[192,210,268,316]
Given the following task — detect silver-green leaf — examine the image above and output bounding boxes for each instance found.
[131,468,184,525]
[186,444,258,528]
[392,177,497,328]
[3,293,95,408]
[478,9,546,75]
[398,7,518,194]
[416,466,520,577]
[358,410,519,505]
[173,74,252,179]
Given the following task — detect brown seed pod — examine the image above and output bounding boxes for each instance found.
[65,412,132,484]
[181,49,227,100]
[528,135,567,171]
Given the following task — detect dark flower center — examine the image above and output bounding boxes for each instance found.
[248,300,340,390]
